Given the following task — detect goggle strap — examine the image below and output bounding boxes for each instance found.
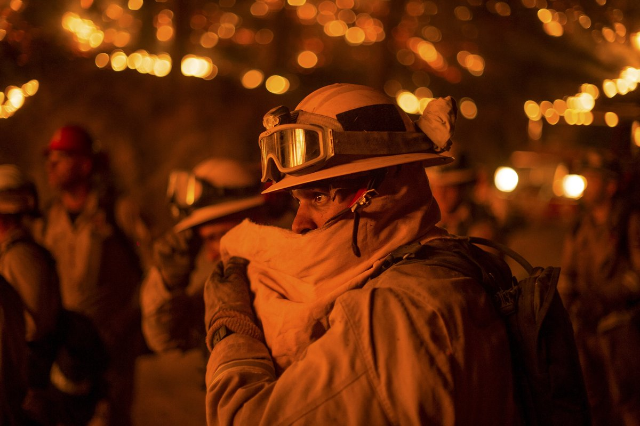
[331,131,438,156]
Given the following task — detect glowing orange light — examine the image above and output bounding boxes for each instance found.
[241,70,264,89]
[95,52,110,68]
[524,101,541,120]
[604,112,619,127]
[265,75,290,94]
[128,0,143,10]
[543,21,563,37]
[345,27,365,45]
[459,98,478,119]
[396,91,420,114]
[297,4,317,21]
[298,51,318,68]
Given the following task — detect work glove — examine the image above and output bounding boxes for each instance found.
[204,257,263,351]
[153,228,201,290]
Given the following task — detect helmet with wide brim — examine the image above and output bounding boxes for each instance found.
[262,152,453,194]
[174,195,265,232]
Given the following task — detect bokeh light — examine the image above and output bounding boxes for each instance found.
[562,175,586,199]
[494,167,519,192]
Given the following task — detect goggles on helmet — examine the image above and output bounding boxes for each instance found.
[166,170,261,219]
[259,122,439,183]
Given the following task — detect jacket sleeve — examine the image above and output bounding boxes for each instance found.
[205,293,390,426]
[140,267,203,352]
[205,264,518,426]
[2,243,61,342]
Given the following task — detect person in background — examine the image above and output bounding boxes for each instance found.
[0,275,29,425]
[0,164,62,425]
[594,196,640,426]
[141,157,279,353]
[202,84,524,424]
[427,152,503,243]
[35,125,151,426]
[559,148,630,426]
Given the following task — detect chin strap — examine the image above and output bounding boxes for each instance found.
[323,170,387,257]
[349,188,378,257]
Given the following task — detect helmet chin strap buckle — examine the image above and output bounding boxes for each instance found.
[350,188,378,213]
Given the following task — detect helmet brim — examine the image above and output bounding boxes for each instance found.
[262,152,453,194]
[174,196,265,232]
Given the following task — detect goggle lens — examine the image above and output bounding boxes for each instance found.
[167,171,201,209]
[260,127,323,182]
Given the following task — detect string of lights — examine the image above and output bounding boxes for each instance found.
[1,0,639,140]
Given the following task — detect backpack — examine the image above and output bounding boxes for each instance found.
[379,235,591,426]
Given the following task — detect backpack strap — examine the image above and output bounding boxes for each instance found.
[379,236,519,316]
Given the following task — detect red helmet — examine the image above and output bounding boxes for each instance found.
[45,125,94,156]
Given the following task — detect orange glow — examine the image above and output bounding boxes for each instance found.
[396,91,420,114]
[95,52,110,68]
[345,27,365,45]
[537,9,552,23]
[632,121,640,147]
[383,80,402,97]
[604,112,619,127]
[603,80,617,98]
[544,108,560,125]
[298,51,318,68]
[528,119,543,140]
[324,20,347,37]
[266,75,290,94]
[602,27,615,43]
[21,80,39,96]
[459,98,478,119]
[297,4,317,21]
[250,2,269,17]
[114,31,131,46]
[128,0,143,10]
[396,49,415,66]
[422,26,442,42]
[632,33,640,50]
[578,15,591,29]
[338,9,356,24]
[201,32,219,48]
[336,0,354,8]
[454,6,472,21]
[105,4,124,20]
[241,69,264,89]
[218,23,236,39]
[110,51,128,71]
[255,29,274,44]
[10,0,23,11]
[495,2,511,16]
[543,21,563,37]
[524,101,541,120]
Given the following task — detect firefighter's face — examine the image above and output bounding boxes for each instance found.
[290,186,355,234]
[197,219,239,262]
[45,150,92,190]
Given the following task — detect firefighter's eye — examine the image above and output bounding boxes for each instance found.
[313,193,329,204]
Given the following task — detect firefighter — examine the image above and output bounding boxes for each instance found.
[0,164,61,425]
[202,84,522,424]
[37,125,150,426]
[140,157,271,353]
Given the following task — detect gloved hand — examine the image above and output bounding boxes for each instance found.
[203,257,263,350]
[153,228,201,290]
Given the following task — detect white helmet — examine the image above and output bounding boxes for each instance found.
[259,83,456,193]
[169,158,265,232]
[0,164,38,215]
